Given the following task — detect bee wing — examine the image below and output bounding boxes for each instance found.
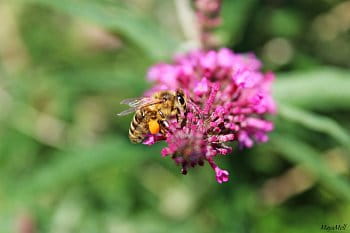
[120,97,142,106]
[118,96,163,116]
[120,97,154,108]
[117,107,138,116]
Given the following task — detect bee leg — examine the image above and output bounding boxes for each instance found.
[175,108,180,122]
[159,120,170,135]
[174,107,187,127]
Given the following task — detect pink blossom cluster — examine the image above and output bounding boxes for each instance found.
[145,48,276,183]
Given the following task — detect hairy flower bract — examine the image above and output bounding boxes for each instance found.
[144,48,276,183]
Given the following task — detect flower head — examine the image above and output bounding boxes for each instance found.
[144,48,276,183]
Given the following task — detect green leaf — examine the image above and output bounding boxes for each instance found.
[279,104,350,151]
[274,68,350,110]
[14,0,180,60]
[271,135,350,201]
[51,67,148,94]
[6,137,160,202]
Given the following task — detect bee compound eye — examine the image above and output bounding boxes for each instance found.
[177,95,185,105]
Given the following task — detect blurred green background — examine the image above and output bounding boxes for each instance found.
[1,0,350,232]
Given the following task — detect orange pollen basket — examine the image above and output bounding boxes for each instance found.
[148,119,160,134]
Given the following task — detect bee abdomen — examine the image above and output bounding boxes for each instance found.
[129,129,143,144]
[128,111,145,143]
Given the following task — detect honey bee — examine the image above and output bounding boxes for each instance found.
[118,89,187,143]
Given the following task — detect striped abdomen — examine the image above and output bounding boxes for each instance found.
[128,110,148,143]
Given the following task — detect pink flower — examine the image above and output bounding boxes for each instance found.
[143,48,276,183]
[194,77,209,95]
[214,167,230,184]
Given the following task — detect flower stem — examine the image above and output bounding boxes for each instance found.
[193,0,222,50]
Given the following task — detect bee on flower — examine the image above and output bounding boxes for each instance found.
[119,48,276,183]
